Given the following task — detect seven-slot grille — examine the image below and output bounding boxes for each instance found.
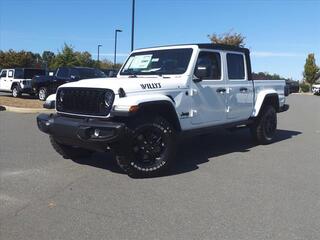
[56,88,114,116]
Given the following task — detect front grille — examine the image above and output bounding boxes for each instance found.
[56,88,114,116]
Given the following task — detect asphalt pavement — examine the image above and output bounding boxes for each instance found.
[0,94,319,240]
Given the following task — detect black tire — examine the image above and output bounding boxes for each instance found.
[49,135,93,159]
[38,87,48,101]
[250,105,277,144]
[115,116,177,178]
[12,85,22,98]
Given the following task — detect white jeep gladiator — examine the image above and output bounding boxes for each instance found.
[37,44,289,177]
[0,68,45,97]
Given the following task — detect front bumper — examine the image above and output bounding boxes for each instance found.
[36,114,126,151]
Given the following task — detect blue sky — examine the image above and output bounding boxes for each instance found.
[0,0,319,80]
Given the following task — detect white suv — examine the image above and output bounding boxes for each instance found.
[0,68,45,97]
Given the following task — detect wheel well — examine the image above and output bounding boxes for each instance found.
[136,101,181,132]
[11,82,19,90]
[260,94,279,114]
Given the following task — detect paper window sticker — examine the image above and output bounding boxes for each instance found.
[130,55,153,69]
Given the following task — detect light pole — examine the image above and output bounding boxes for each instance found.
[114,29,122,69]
[97,44,102,67]
[131,0,135,51]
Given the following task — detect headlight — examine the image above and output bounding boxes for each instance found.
[104,91,114,109]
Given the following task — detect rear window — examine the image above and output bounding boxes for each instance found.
[227,53,245,80]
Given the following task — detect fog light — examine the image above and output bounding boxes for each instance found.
[94,129,100,137]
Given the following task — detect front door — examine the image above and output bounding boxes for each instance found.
[191,51,226,125]
[0,70,8,90]
[225,53,254,120]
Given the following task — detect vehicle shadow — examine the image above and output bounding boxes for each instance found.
[72,128,302,177]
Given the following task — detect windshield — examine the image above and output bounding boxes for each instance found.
[120,48,193,75]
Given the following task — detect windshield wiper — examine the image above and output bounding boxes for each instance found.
[128,74,137,78]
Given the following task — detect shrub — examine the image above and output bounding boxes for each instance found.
[299,82,310,92]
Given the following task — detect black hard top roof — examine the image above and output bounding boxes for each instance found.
[138,43,250,54]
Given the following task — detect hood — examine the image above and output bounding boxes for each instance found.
[58,76,187,94]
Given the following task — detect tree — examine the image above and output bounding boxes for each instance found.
[75,51,95,67]
[98,59,121,69]
[0,50,37,68]
[42,51,55,69]
[303,53,319,86]
[208,30,246,47]
[52,44,78,68]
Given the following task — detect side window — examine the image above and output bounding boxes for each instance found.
[227,53,245,80]
[69,68,80,80]
[194,51,221,80]
[8,70,14,77]
[1,70,7,78]
[56,68,69,79]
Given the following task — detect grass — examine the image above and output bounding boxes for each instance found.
[0,94,43,108]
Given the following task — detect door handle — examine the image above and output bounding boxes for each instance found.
[240,87,248,92]
[216,88,226,94]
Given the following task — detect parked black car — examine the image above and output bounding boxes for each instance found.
[286,80,300,93]
[32,67,106,100]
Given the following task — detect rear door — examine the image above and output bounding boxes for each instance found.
[191,50,227,125]
[225,52,254,120]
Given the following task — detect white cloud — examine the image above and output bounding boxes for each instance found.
[251,51,305,57]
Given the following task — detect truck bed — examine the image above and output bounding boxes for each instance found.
[253,80,287,108]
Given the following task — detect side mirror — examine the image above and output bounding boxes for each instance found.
[194,65,208,82]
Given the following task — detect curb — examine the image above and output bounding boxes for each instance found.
[0,105,54,114]
[291,92,314,96]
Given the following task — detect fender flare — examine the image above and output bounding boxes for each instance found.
[10,81,20,90]
[112,94,181,131]
[252,90,279,117]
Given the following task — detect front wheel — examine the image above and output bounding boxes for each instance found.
[116,116,177,178]
[250,105,277,144]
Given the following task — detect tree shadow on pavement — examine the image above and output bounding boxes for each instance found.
[72,128,302,177]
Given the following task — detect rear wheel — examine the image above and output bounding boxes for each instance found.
[116,116,177,178]
[250,105,277,144]
[49,136,93,159]
[38,87,48,101]
[12,85,22,98]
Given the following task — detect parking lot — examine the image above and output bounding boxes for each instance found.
[0,94,319,240]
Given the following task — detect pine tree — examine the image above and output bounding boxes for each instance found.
[303,53,319,87]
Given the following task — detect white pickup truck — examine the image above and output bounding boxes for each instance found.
[37,44,289,177]
[0,68,45,97]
